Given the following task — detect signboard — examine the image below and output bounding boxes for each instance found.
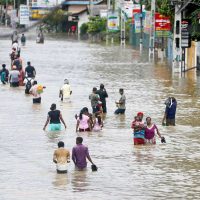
[155,13,171,31]
[134,12,145,33]
[31,0,63,8]
[20,5,29,25]
[107,12,119,32]
[100,10,108,18]
[155,13,171,37]
[144,11,151,34]
[10,9,18,28]
[181,19,191,48]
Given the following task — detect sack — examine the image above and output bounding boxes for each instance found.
[37,85,43,94]
[1,71,6,82]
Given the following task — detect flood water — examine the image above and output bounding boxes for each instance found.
[1,36,200,200]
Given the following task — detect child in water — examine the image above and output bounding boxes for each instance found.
[93,113,103,131]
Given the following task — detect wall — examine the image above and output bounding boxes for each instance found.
[77,11,89,35]
[186,41,196,69]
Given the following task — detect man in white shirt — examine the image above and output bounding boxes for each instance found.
[29,80,41,104]
[59,79,72,101]
[9,65,20,87]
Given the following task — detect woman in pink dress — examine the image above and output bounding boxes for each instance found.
[76,108,91,132]
[145,117,163,144]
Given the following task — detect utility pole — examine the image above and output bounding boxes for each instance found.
[172,1,182,72]
[120,9,126,46]
[90,0,93,16]
[5,0,8,27]
[139,0,143,53]
[149,0,155,60]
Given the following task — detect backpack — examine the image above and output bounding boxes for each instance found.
[1,71,6,82]
[25,79,32,94]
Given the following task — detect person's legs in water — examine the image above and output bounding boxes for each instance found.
[33,97,41,104]
[49,124,61,131]
[114,108,125,114]
[10,82,19,87]
[134,138,145,145]
[102,102,107,113]
[92,106,99,114]
[57,169,67,174]
[166,118,175,126]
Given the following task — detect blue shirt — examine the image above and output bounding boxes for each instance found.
[165,103,177,119]
[134,130,145,139]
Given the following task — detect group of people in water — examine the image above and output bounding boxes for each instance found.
[0,33,178,174]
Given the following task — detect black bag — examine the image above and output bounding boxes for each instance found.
[161,137,166,143]
[25,79,32,94]
[91,164,98,172]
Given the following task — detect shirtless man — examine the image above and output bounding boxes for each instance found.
[53,141,70,174]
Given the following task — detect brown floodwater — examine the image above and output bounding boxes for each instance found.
[0,36,200,200]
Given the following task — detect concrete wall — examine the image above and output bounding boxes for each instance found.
[186,41,196,69]
[77,11,89,35]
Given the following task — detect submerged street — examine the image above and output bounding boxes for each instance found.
[1,36,200,199]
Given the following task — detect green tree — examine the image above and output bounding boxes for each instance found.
[87,16,106,35]
[43,8,67,32]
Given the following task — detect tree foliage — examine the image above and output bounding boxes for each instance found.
[0,0,26,6]
[190,8,200,40]
[87,16,106,35]
[42,9,67,32]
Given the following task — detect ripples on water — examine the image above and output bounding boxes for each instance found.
[0,38,200,199]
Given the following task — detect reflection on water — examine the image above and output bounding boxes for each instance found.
[0,38,200,199]
[52,173,70,188]
[71,170,89,192]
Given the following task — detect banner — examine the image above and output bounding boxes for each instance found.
[107,12,119,32]
[20,5,29,25]
[181,19,191,48]
[144,11,151,34]
[155,13,171,37]
[134,12,145,33]
[155,13,171,31]
[31,0,63,8]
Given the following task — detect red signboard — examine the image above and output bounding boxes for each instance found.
[155,13,171,31]
[132,8,141,24]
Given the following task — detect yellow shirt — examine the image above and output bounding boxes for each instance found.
[53,148,70,171]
